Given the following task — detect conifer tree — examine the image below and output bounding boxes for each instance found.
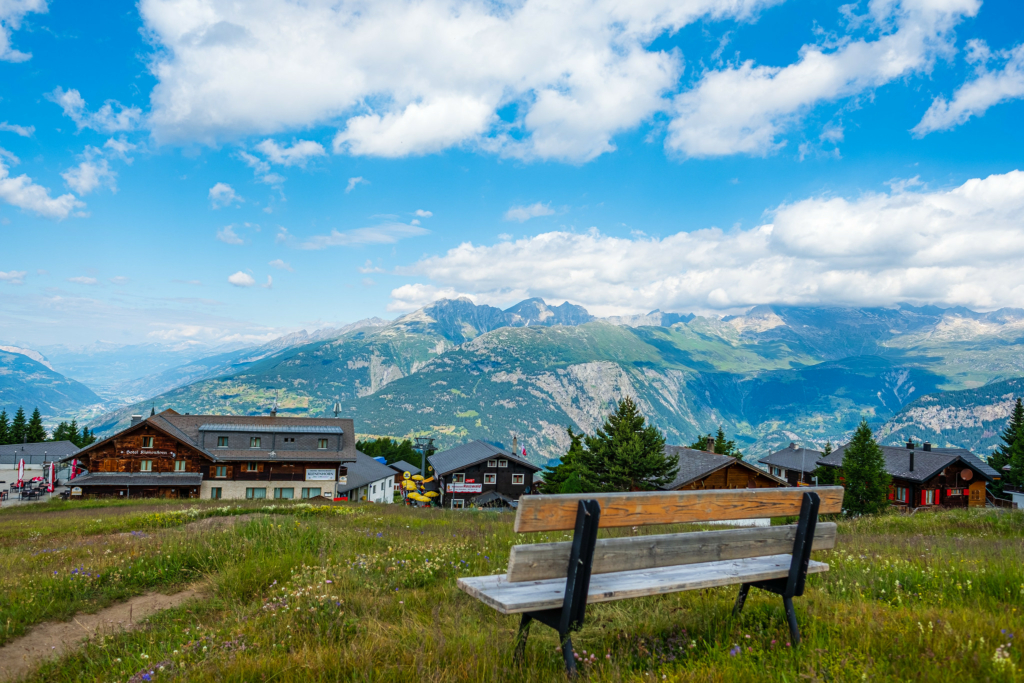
[689,428,741,456]
[27,408,47,442]
[10,407,27,444]
[79,425,96,447]
[579,396,677,492]
[814,441,840,485]
[841,421,891,516]
[0,409,9,445]
[539,427,589,493]
[989,398,1024,495]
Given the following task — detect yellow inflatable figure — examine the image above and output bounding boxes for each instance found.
[401,471,436,506]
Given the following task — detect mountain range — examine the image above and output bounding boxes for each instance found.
[7,297,1008,464]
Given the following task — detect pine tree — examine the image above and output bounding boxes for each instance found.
[689,434,712,451]
[814,441,840,485]
[79,426,96,447]
[27,408,47,443]
[0,409,9,445]
[579,396,677,492]
[989,398,1023,495]
[355,437,420,466]
[841,421,891,516]
[689,428,741,456]
[10,407,27,444]
[539,427,590,493]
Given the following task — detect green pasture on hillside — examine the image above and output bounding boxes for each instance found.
[1,499,1022,682]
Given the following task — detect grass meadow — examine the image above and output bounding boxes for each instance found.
[1,498,1022,682]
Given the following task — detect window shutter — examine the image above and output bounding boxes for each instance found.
[888,491,894,500]
[921,489,926,506]
[226,466,233,478]
[935,489,940,505]
[258,463,264,472]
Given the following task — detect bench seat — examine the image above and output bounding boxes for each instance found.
[458,553,830,614]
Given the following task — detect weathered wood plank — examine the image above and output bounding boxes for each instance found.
[459,555,830,614]
[506,522,836,582]
[513,487,844,532]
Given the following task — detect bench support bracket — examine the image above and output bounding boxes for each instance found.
[731,491,820,645]
[512,499,600,676]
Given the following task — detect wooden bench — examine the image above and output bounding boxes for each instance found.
[457,486,843,674]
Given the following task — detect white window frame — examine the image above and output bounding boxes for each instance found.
[250,436,261,449]
[512,474,525,485]
[139,460,152,472]
[484,473,496,485]
[318,438,329,450]
[487,459,497,467]
[498,459,508,468]
[141,436,154,449]
[451,499,465,509]
[174,460,186,472]
[217,436,229,448]
[452,473,466,483]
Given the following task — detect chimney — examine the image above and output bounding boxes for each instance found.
[789,442,797,450]
[270,406,277,417]
[923,441,931,451]
[512,435,518,455]
[906,440,914,450]
[130,415,143,426]
[909,450,914,472]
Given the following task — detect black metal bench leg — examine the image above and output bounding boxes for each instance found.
[732,583,751,616]
[783,596,800,645]
[513,614,532,664]
[562,634,578,677]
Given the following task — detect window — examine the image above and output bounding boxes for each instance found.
[318,438,329,450]
[274,487,294,499]
[283,437,295,443]
[141,436,154,449]
[245,462,258,472]
[217,436,229,448]
[140,460,152,472]
[301,487,322,499]
[452,473,466,484]
[487,459,497,467]
[451,499,465,509]
[174,460,186,472]
[484,473,496,485]
[922,489,935,505]
[215,466,227,478]
[372,484,376,494]
[498,459,508,468]
[512,474,525,485]
[250,437,261,448]
[210,487,222,499]
[246,487,266,499]
[895,486,907,503]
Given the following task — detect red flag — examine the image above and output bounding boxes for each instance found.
[17,458,24,487]
[522,446,527,457]
[70,459,78,480]
[47,462,55,493]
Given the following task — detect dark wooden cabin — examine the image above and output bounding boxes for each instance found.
[428,440,541,509]
[660,446,789,491]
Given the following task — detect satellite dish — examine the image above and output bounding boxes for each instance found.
[961,468,973,481]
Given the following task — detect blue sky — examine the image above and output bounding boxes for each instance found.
[1,0,1023,347]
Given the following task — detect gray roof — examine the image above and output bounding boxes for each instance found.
[428,440,541,476]
[0,441,80,464]
[817,443,999,483]
[338,452,397,492]
[758,446,824,473]
[388,460,421,476]
[661,445,788,489]
[70,472,203,487]
[198,423,344,434]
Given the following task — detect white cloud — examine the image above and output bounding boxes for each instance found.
[296,221,429,250]
[268,258,292,271]
[61,147,117,195]
[256,139,326,167]
[209,182,242,208]
[393,169,1024,315]
[667,0,980,157]
[110,276,129,284]
[388,283,475,312]
[216,224,244,244]
[913,41,1024,136]
[0,0,46,62]
[345,176,368,193]
[504,202,555,222]
[140,0,779,161]
[67,276,98,285]
[262,275,273,289]
[0,121,34,137]
[415,209,432,217]
[0,270,27,284]
[47,87,142,133]
[359,259,385,273]
[228,271,256,287]
[0,149,84,220]
[104,136,138,163]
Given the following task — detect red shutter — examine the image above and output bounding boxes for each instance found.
[888,491,894,500]
[921,490,927,506]
[935,489,940,505]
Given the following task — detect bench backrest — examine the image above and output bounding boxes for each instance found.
[507,486,843,584]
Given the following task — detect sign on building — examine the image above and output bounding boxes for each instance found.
[71,487,82,496]
[305,469,336,481]
[447,483,483,493]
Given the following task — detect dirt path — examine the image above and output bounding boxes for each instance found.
[0,589,202,682]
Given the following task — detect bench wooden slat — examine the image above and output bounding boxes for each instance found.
[459,554,830,614]
[513,487,844,532]
[506,522,836,582]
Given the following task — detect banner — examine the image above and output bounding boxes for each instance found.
[447,483,483,493]
[305,469,337,481]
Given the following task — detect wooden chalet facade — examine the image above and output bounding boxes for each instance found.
[757,443,823,486]
[62,409,357,500]
[816,441,999,510]
[661,446,788,491]
[428,440,541,509]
